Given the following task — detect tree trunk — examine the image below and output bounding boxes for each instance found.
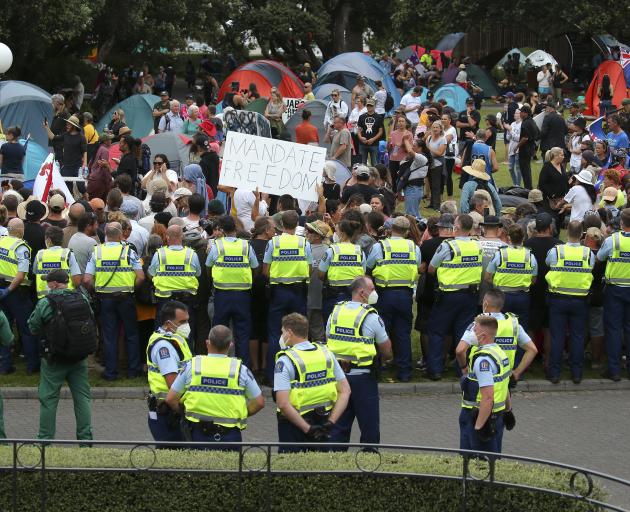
[332,1,352,54]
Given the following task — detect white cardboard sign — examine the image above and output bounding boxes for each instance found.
[282,97,305,123]
[219,131,326,202]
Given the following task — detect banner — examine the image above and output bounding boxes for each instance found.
[33,154,73,204]
[219,131,326,202]
[282,97,305,124]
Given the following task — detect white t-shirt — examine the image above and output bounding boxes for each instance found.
[374,89,387,115]
[507,121,521,157]
[456,70,467,83]
[400,93,422,124]
[564,185,593,222]
[348,107,366,133]
[444,126,458,158]
[233,189,267,231]
[569,133,590,169]
[537,71,551,88]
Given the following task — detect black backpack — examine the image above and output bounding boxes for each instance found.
[43,291,97,363]
[384,92,394,112]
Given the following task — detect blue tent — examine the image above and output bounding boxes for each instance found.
[312,83,352,109]
[96,94,160,138]
[0,81,52,150]
[21,138,50,180]
[316,52,401,110]
[434,84,471,112]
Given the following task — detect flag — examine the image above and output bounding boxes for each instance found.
[33,154,73,205]
[587,116,605,141]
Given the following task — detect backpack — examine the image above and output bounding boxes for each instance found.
[384,92,394,112]
[43,291,97,363]
[141,143,151,174]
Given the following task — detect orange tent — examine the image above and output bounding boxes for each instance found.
[583,61,629,117]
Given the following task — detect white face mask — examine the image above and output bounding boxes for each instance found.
[367,290,379,305]
[278,334,288,350]
[175,322,191,339]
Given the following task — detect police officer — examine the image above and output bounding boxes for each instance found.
[0,309,13,438]
[146,300,193,443]
[33,226,82,300]
[455,289,538,380]
[326,276,392,446]
[148,224,201,343]
[83,222,145,380]
[206,215,259,366]
[485,224,537,331]
[366,216,421,381]
[0,218,38,375]
[274,313,350,453]
[459,315,510,455]
[27,269,95,442]
[263,211,312,382]
[597,208,630,381]
[427,214,483,380]
[318,218,366,323]
[545,220,594,384]
[165,325,264,449]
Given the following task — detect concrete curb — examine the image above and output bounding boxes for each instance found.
[3,379,629,399]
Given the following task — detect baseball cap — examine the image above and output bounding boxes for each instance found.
[45,269,69,284]
[436,213,455,228]
[602,186,618,202]
[392,216,411,231]
[465,97,474,104]
[160,91,169,97]
[173,188,193,200]
[355,165,370,178]
[366,98,375,106]
[306,220,332,238]
[48,194,65,212]
[535,212,553,232]
[503,92,515,98]
[359,203,372,215]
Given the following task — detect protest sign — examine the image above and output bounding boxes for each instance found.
[219,131,326,202]
[282,98,305,123]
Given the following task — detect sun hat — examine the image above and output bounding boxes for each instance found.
[17,196,49,221]
[462,159,490,181]
[306,220,332,239]
[575,169,594,185]
[527,189,543,203]
[65,115,81,130]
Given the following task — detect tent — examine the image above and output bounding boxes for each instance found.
[583,61,630,116]
[441,64,460,84]
[108,132,191,174]
[466,64,500,98]
[0,81,52,150]
[433,84,471,112]
[396,45,424,63]
[316,52,401,110]
[244,97,270,115]
[526,50,558,68]
[95,94,160,139]
[21,138,50,181]
[313,84,352,109]
[497,48,528,68]
[217,60,304,103]
[285,100,329,149]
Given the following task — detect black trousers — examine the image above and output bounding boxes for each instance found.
[518,151,533,190]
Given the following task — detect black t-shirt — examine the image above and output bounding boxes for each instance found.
[0,141,26,174]
[50,111,69,160]
[115,153,138,183]
[524,236,562,303]
[340,183,379,204]
[357,112,384,145]
[519,118,538,156]
[199,151,220,196]
[419,236,446,305]
[152,100,170,132]
[23,222,46,267]
[54,132,87,171]
[322,182,340,200]
[458,109,481,140]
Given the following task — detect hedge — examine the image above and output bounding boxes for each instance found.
[0,447,605,511]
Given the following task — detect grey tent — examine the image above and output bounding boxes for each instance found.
[0,81,52,149]
[466,64,500,98]
[285,100,330,149]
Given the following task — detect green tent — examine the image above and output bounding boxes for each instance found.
[466,64,500,98]
[96,94,160,138]
[244,97,270,115]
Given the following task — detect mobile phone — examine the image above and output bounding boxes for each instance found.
[484,208,490,216]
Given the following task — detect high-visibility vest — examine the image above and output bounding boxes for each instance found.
[277,344,338,416]
[327,301,377,367]
[492,246,534,292]
[461,344,510,413]
[152,247,198,297]
[183,355,248,429]
[146,331,193,399]
[437,239,483,291]
[269,234,309,285]
[93,244,135,293]
[0,235,31,286]
[372,238,418,288]
[604,232,630,287]
[211,238,252,290]
[34,247,74,298]
[492,313,519,370]
[326,243,364,287]
[545,244,593,296]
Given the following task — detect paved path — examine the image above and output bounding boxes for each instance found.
[4,390,629,507]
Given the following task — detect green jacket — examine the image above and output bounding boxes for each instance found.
[27,288,93,336]
[0,310,14,347]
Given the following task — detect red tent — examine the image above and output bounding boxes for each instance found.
[217,60,304,102]
[583,61,629,117]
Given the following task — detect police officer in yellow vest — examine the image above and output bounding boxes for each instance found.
[366,216,421,381]
[274,313,350,453]
[263,211,312,382]
[318,218,366,323]
[33,226,82,300]
[597,208,630,381]
[0,218,39,375]
[206,215,259,367]
[545,220,594,384]
[146,300,193,443]
[485,224,538,331]
[148,224,201,343]
[427,214,483,380]
[459,315,511,454]
[166,325,264,449]
[326,276,392,446]
[83,222,145,380]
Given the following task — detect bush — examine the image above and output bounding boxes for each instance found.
[0,446,605,511]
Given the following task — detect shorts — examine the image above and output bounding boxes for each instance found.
[588,306,604,338]
[538,86,551,95]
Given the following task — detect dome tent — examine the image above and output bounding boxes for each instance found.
[285,100,330,149]
[433,84,472,112]
[583,61,630,117]
[217,60,304,103]
[312,83,352,109]
[95,94,161,138]
[0,81,52,150]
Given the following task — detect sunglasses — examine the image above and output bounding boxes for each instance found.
[153,161,164,165]
[332,94,339,98]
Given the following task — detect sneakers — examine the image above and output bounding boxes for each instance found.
[415,358,427,371]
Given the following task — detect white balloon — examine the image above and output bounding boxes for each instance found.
[0,43,13,74]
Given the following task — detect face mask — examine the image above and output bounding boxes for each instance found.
[175,322,191,339]
[278,335,287,350]
[332,232,340,243]
[367,290,379,305]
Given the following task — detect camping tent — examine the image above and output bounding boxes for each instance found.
[434,84,471,112]
[466,64,500,98]
[244,97,270,115]
[497,48,528,68]
[583,61,630,116]
[526,50,558,68]
[217,60,304,103]
[313,84,352,109]
[435,33,465,52]
[21,138,50,181]
[316,52,401,110]
[285,100,329,149]
[95,94,160,139]
[0,81,52,150]
[108,132,191,174]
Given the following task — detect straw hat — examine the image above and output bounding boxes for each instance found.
[65,115,81,130]
[17,196,49,221]
[462,159,490,181]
